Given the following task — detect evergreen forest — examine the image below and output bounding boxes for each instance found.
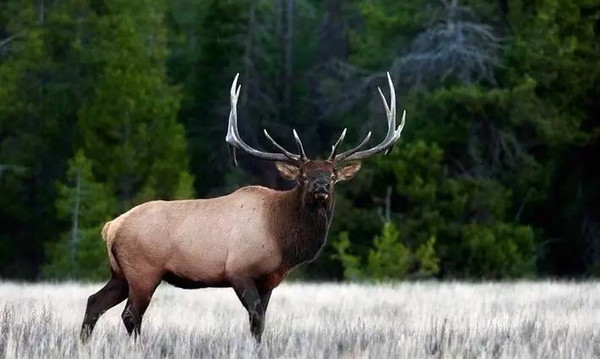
[1,0,599,281]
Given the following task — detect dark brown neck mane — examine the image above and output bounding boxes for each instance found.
[273,185,334,268]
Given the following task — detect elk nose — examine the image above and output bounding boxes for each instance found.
[313,181,330,193]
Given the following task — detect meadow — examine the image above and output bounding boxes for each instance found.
[0,281,599,358]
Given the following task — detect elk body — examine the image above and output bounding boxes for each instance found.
[80,73,406,342]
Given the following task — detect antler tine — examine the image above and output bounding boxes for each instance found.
[394,109,406,140]
[377,87,391,122]
[263,129,299,159]
[225,73,240,143]
[333,131,372,162]
[293,129,308,161]
[328,128,347,160]
[388,71,396,130]
[384,109,407,155]
[225,74,242,165]
[225,74,300,164]
[334,71,406,163]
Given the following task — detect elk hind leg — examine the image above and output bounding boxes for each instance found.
[122,278,160,338]
[80,272,128,342]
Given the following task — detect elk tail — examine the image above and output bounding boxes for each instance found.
[101,220,122,275]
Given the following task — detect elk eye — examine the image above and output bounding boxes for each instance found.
[331,174,337,181]
[301,174,308,181]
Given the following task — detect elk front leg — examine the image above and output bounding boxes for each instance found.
[254,288,272,340]
[121,299,133,334]
[232,280,271,342]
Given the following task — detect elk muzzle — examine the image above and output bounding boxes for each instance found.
[312,180,330,200]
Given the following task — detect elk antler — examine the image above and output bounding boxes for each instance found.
[226,74,307,165]
[329,72,406,162]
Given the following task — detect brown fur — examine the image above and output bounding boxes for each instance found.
[104,185,332,288]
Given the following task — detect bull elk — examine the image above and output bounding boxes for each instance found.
[80,72,406,342]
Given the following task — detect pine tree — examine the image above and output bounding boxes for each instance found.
[44,150,116,279]
[78,0,193,209]
[0,1,86,278]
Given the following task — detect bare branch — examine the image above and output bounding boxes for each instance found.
[394,0,502,88]
[0,33,23,56]
[0,34,22,49]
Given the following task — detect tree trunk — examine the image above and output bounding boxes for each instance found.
[282,0,294,122]
[70,171,81,265]
[241,0,257,112]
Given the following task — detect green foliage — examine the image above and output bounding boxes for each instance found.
[331,232,363,281]
[0,2,83,278]
[1,0,599,280]
[78,0,193,208]
[0,0,194,279]
[350,0,430,69]
[366,223,412,280]
[44,151,116,280]
[375,141,446,248]
[333,222,439,281]
[463,223,535,279]
[349,138,537,279]
[168,0,247,196]
[414,236,440,277]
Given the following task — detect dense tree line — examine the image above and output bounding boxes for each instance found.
[0,0,598,280]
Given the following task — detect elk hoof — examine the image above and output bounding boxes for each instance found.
[80,326,92,343]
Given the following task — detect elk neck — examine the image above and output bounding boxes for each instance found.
[272,184,334,269]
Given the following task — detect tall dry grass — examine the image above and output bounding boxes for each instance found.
[1,281,599,358]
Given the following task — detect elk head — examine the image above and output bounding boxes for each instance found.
[225,72,406,206]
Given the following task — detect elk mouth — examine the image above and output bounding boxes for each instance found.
[314,193,329,200]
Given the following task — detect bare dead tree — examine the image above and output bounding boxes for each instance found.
[0,34,23,55]
[315,0,503,119]
[392,0,502,88]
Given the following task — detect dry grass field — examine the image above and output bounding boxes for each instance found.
[0,281,599,358]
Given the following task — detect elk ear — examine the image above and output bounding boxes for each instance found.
[275,162,301,180]
[335,162,362,182]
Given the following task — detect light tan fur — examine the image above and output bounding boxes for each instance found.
[101,221,119,273]
[105,186,290,288]
[101,205,139,275]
